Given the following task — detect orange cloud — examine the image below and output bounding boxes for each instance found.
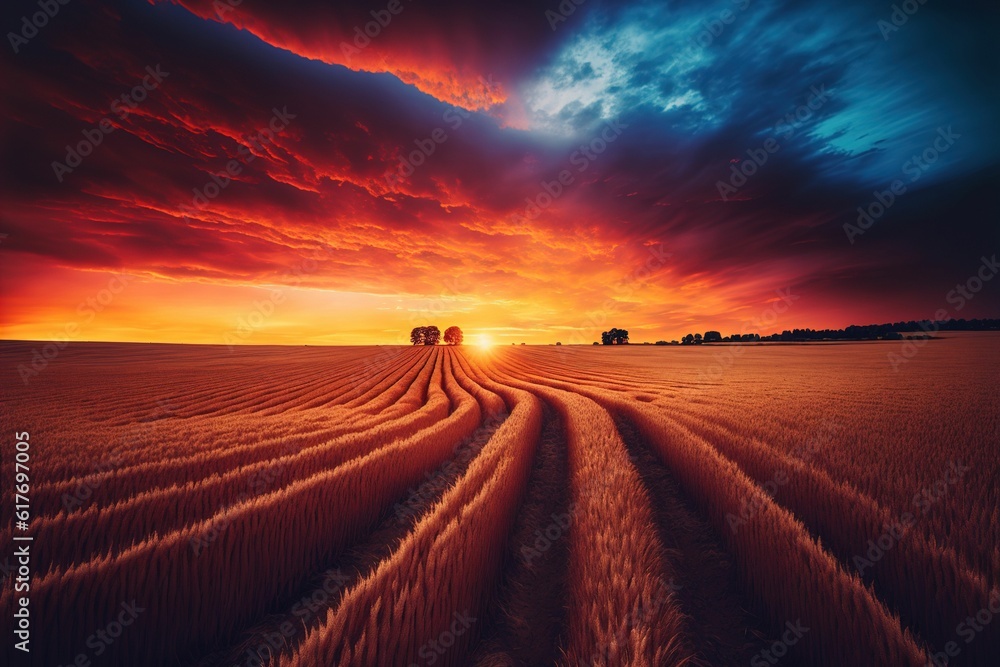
[161,0,509,113]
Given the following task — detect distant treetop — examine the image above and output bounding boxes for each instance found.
[443,326,464,345]
[601,328,629,345]
[409,325,444,345]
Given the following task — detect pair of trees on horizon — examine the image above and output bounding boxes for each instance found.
[410,325,463,345]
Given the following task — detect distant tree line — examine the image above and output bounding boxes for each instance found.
[677,318,1000,344]
[680,331,743,344]
[594,318,1000,346]
[411,326,463,345]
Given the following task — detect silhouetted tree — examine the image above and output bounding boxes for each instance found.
[410,327,425,345]
[682,334,694,345]
[601,328,630,344]
[704,331,722,342]
[443,326,463,345]
[423,325,441,345]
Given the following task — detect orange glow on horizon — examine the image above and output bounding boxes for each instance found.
[0,254,888,347]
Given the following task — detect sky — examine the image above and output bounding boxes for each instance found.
[1,0,998,345]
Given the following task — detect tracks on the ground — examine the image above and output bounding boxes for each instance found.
[188,412,506,667]
[614,412,779,666]
[469,406,571,667]
[190,398,797,666]
[469,399,775,667]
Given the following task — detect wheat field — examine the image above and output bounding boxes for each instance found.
[1,336,997,666]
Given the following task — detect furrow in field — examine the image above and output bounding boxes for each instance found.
[613,412,773,665]
[188,360,508,666]
[479,358,695,667]
[95,355,356,423]
[666,407,997,663]
[0,351,482,667]
[468,405,571,666]
[28,347,438,512]
[24,350,455,573]
[493,353,930,665]
[185,347,422,418]
[21,347,426,486]
[662,392,1000,591]
[518,347,679,390]
[282,349,542,666]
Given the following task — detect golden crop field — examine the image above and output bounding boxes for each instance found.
[1,336,997,666]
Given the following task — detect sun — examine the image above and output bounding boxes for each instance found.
[476,334,493,349]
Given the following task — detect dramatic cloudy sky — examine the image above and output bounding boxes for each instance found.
[1,0,998,344]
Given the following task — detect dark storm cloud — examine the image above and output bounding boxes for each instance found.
[1,0,997,331]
